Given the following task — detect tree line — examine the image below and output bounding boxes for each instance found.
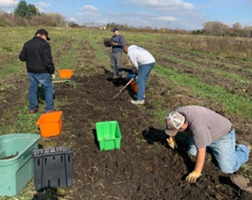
[0,0,68,27]
[197,22,252,38]
[1,1,252,38]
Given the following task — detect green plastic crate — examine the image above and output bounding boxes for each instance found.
[96,121,122,151]
[0,134,40,197]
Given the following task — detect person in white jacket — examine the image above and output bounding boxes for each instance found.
[123,44,155,105]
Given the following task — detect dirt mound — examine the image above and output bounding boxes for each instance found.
[50,73,252,200]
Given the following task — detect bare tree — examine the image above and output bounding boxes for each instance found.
[203,21,226,36]
[233,22,242,30]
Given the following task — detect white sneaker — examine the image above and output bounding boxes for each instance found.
[134,94,146,99]
[131,100,145,105]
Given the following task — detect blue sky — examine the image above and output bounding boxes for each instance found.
[0,0,252,30]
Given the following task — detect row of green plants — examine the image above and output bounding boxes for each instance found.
[1,27,252,199]
[1,27,252,130]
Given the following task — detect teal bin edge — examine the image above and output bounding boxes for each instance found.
[0,133,40,197]
[0,134,40,166]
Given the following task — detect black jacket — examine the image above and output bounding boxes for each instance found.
[19,37,55,74]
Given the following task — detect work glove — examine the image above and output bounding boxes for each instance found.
[131,67,138,75]
[118,68,123,76]
[166,138,177,149]
[51,74,56,79]
[186,171,201,183]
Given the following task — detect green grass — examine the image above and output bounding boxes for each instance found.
[0,106,39,135]
[158,51,252,85]
[55,40,79,69]
[154,63,252,120]
[1,27,252,199]
[160,44,218,57]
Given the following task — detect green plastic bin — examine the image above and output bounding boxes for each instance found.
[96,121,122,151]
[0,134,40,197]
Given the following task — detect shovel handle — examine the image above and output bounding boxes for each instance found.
[125,77,135,87]
[112,77,135,99]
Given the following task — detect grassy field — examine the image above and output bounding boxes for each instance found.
[1,27,252,199]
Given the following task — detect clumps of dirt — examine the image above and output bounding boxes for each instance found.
[103,38,113,47]
[51,73,251,200]
[0,152,18,160]
[53,39,74,66]
[74,40,103,76]
[0,73,28,121]
[0,54,17,68]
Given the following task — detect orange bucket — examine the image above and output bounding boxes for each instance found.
[130,81,138,93]
[36,111,63,138]
[59,69,73,78]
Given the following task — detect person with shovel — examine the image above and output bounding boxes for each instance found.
[123,44,155,105]
[110,28,125,78]
[19,29,56,114]
[165,105,250,183]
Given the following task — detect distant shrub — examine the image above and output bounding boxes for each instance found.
[0,18,11,27]
[160,36,252,60]
[69,22,79,28]
[13,17,28,26]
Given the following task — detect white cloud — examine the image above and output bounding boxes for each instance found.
[109,11,153,18]
[0,0,18,7]
[124,0,207,29]
[153,16,178,21]
[35,2,51,12]
[36,2,51,7]
[77,5,100,23]
[69,17,76,22]
[83,5,98,11]
[129,0,195,10]
[77,11,100,18]
[121,17,149,24]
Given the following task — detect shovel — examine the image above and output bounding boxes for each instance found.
[52,79,71,84]
[113,77,135,99]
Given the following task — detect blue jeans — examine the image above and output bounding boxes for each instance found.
[136,62,155,100]
[188,129,249,173]
[28,72,54,112]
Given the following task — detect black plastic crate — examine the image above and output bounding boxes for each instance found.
[32,147,73,191]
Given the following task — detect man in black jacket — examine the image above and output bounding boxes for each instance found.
[19,29,55,113]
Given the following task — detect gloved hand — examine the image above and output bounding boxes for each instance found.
[51,74,56,79]
[167,137,177,149]
[118,68,123,76]
[186,171,201,183]
[131,67,138,75]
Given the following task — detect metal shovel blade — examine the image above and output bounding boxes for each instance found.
[52,79,71,84]
[113,91,122,99]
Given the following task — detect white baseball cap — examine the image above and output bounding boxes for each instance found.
[165,111,185,136]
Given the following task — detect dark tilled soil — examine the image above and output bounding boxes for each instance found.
[46,73,252,200]
[1,39,252,200]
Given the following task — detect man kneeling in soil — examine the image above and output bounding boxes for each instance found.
[165,105,250,183]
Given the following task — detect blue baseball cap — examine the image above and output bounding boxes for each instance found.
[111,27,119,32]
